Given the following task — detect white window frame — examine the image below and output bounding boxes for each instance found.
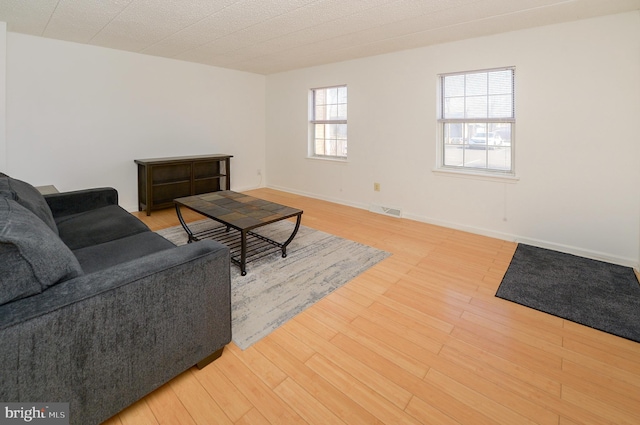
[436,67,516,179]
[309,85,347,160]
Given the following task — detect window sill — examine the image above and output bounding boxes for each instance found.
[432,167,519,183]
[306,156,349,164]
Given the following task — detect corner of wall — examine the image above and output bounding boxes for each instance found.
[0,22,6,173]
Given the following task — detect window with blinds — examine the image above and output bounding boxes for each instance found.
[439,67,515,174]
[310,85,347,159]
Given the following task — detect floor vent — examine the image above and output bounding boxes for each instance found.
[369,204,402,218]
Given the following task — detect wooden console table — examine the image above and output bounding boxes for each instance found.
[135,154,232,215]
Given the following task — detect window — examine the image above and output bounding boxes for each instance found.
[438,67,515,174]
[310,85,347,159]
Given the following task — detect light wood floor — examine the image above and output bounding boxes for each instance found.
[104,188,640,425]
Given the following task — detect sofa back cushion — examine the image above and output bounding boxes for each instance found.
[0,198,83,305]
[0,174,58,235]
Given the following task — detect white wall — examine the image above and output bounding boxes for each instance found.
[5,33,266,211]
[0,22,6,172]
[266,12,640,268]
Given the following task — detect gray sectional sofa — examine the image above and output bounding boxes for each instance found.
[0,173,232,425]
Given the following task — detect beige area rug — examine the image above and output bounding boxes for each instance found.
[158,219,391,349]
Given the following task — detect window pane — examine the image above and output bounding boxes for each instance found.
[337,104,347,120]
[457,122,512,170]
[488,70,513,95]
[444,122,463,145]
[326,124,336,139]
[326,139,336,156]
[490,123,512,146]
[315,139,325,155]
[314,87,347,121]
[463,145,487,168]
[466,96,488,118]
[467,123,486,148]
[338,87,347,103]
[442,69,513,120]
[488,95,512,118]
[444,144,464,167]
[312,123,348,157]
[465,73,487,96]
[488,147,511,170]
[326,88,338,104]
[444,74,465,97]
[444,97,464,119]
[444,122,511,170]
[337,139,347,156]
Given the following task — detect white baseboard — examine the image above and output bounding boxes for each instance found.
[232,184,266,193]
[266,184,370,211]
[265,185,640,270]
[402,212,517,244]
[396,212,639,269]
[513,236,639,269]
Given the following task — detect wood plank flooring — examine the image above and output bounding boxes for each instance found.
[104,188,640,425]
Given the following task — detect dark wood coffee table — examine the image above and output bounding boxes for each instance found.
[174,191,303,275]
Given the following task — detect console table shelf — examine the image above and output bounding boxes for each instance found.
[135,154,232,215]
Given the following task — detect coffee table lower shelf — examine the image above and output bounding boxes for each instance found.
[185,224,294,275]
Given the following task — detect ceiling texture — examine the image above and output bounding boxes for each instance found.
[0,0,638,75]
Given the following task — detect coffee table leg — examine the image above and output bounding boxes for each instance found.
[240,230,247,276]
[175,204,197,243]
[281,213,302,258]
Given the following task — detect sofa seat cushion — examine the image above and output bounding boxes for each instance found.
[0,174,58,235]
[56,205,150,250]
[73,232,176,274]
[0,198,83,305]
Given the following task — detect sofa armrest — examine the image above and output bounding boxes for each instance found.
[45,187,118,218]
[0,240,231,425]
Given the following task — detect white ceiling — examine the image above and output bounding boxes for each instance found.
[1,0,638,75]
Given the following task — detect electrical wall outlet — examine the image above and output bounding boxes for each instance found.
[257,169,262,176]
[374,182,380,192]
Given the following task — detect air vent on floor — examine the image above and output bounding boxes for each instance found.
[369,204,402,218]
